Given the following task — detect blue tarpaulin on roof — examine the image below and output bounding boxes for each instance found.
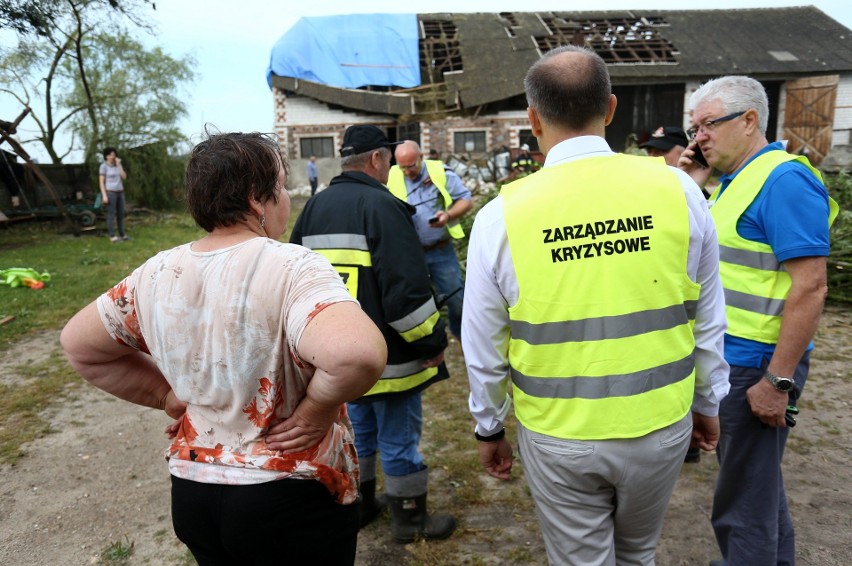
[266,14,421,90]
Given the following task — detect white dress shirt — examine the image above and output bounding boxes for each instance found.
[462,135,730,436]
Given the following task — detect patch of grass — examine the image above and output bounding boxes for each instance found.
[99,536,134,564]
[813,418,842,435]
[0,212,205,350]
[174,548,198,565]
[0,354,81,465]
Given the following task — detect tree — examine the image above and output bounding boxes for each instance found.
[0,0,153,37]
[0,0,193,164]
[64,33,194,158]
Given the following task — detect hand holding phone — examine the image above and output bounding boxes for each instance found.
[689,143,708,168]
[428,215,439,225]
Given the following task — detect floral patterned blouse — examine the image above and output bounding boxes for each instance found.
[96,237,361,503]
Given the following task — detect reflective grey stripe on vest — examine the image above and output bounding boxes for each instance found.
[510,302,697,345]
[389,297,439,333]
[719,245,783,272]
[301,233,369,251]
[510,353,695,400]
[724,288,786,317]
[380,359,423,379]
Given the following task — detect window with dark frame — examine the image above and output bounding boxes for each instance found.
[518,129,539,152]
[300,137,334,159]
[453,131,486,153]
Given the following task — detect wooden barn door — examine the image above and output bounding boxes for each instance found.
[782,75,838,166]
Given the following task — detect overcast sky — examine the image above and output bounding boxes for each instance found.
[2,1,851,162]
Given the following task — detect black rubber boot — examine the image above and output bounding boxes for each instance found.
[388,493,456,543]
[358,479,387,528]
[684,446,701,463]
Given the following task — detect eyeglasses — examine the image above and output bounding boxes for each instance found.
[687,111,746,139]
[397,161,420,170]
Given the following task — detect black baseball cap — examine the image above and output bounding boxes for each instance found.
[340,125,403,157]
[640,126,689,151]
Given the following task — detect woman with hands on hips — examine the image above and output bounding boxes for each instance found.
[62,131,387,566]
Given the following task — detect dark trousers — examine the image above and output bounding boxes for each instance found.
[711,353,809,566]
[106,190,125,237]
[309,178,318,196]
[171,475,359,565]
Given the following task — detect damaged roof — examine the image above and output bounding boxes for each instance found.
[268,6,852,115]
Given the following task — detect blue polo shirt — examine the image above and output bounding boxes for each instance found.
[715,142,832,367]
[403,163,471,246]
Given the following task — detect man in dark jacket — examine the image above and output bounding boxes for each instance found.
[290,125,456,543]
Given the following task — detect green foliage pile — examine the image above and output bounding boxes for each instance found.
[122,142,186,210]
[825,171,852,303]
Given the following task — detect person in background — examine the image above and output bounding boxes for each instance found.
[306,154,319,196]
[463,45,729,565]
[289,125,456,543]
[511,143,540,174]
[388,140,472,344]
[99,147,128,242]
[641,124,703,466]
[640,126,689,167]
[679,75,838,566]
[62,131,387,565]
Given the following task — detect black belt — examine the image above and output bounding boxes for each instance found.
[423,239,450,252]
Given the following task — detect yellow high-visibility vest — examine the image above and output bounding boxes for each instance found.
[502,154,700,439]
[387,160,464,239]
[709,150,838,344]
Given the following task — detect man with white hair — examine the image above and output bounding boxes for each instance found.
[680,75,838,566]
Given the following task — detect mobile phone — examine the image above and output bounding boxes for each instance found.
[428,215,439,225]
[690,144,708,168]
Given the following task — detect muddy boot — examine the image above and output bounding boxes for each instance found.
[358,479,386,528]
[388,493,456,543]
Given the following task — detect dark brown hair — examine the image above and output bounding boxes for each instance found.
[185,130,288,232]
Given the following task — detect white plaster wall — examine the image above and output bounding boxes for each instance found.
[283,95,394,127]
[832,74,852,146]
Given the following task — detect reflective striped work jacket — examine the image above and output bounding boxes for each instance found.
[290,170,449,398]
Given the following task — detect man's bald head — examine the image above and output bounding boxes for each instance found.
[525,45,611,132]
[395,140,424,180]
[395,140,421,162]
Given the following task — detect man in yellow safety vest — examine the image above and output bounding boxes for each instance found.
[463,45,731,564]
[679,75,837,566]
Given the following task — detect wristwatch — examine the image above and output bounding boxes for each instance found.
[764,371,795,392]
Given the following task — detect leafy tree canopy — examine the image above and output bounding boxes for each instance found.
[0,0,194,164]
[0,0,153,36]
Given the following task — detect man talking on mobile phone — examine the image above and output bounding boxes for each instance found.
[680,75,838,566]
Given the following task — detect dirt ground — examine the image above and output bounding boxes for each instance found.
[0,307,849,565]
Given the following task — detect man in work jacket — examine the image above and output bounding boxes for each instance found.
[510,143,541,174]
[462,45,730,565]
[388,140,472,342]
[289,125,456,543]
[679,75,838,566]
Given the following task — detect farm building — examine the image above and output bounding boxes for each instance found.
[266,6,852,184]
